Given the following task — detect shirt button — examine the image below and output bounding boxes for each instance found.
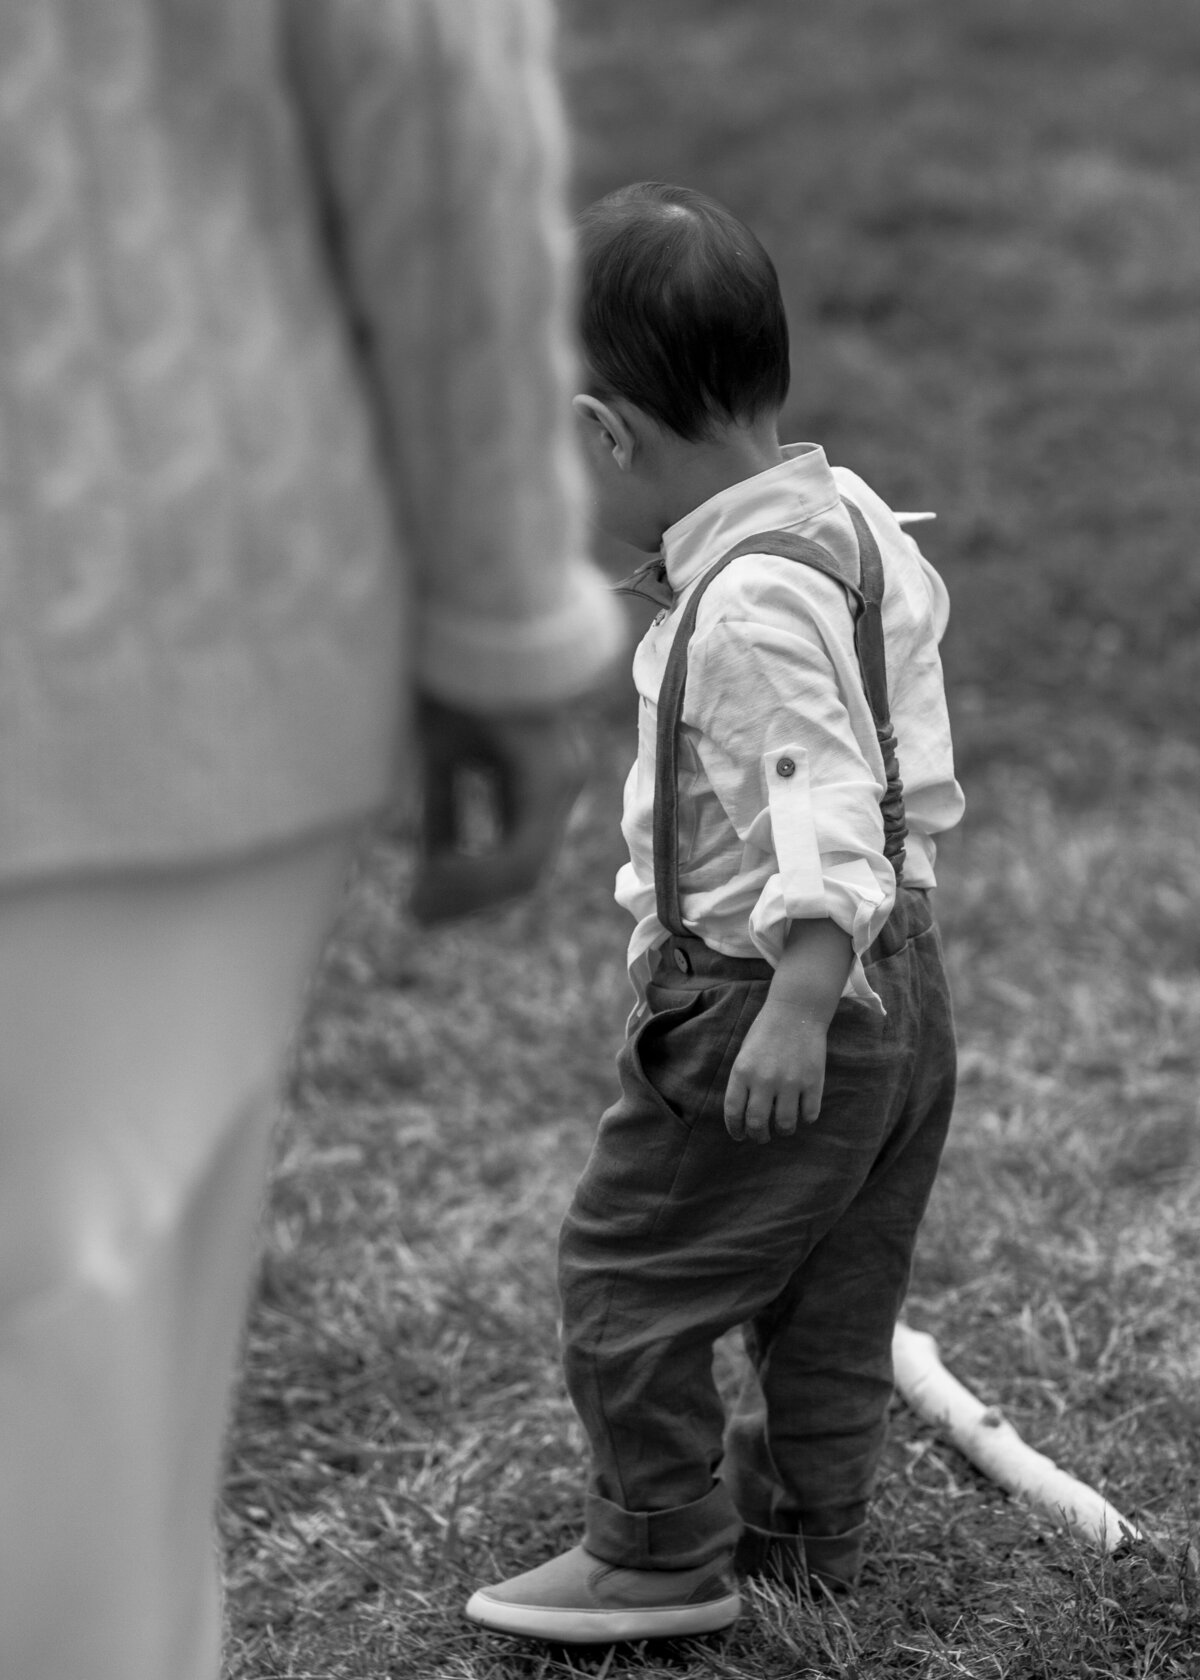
[673,948,690,973]
[775,756,796,777]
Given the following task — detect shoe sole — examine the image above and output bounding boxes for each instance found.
[465,1588,741,1643]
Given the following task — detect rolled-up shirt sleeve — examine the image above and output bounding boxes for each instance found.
[685,594,897,997]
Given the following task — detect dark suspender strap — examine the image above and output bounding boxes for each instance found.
[843,501,907,883]
[653,531,847,937]
[652,505,906,938]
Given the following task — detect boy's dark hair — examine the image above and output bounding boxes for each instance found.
[577,181,790,442]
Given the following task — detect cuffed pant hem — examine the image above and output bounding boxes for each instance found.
[584,1483,742,1571]
[735,1520,867,1593]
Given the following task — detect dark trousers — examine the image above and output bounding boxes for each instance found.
[558,887,956,1577]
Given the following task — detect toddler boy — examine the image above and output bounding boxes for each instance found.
[467,181,964,1642]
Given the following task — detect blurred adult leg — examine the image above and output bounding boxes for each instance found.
[0,827,357,1680]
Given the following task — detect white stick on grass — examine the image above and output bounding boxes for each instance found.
[892,1323,1143,1551]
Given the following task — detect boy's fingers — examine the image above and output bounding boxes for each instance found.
[723,1069,749,1140]
[736,1077,773,1144]
[800,1077,825,1126]
[744,1105,773,1144]
[728,1070,807,1142]
[772,1084,802,1136]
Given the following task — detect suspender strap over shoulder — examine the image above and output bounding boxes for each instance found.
[843,501,908,892]
[652,499,907,939]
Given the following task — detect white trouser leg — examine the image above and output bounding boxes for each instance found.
[0,829,357,1680]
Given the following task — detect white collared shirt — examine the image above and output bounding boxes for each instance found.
[615,444,965,1011]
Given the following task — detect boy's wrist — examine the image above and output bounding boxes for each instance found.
[761,978,839,1034]
[766,916,854,1025]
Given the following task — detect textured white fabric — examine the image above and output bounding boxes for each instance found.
[616,445,965,1008]
[0,0,622,882]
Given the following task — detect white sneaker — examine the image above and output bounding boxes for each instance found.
[466,1543,741,1643]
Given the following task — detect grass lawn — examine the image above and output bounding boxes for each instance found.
[220,3,1200,1675]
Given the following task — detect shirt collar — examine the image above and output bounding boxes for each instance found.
[661,443,840,593]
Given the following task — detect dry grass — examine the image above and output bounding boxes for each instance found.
[219,733,1200,1679]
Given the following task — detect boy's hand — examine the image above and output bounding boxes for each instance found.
[723,916,854,1143]
[410,695,587,924]
[724,1002,828,1142]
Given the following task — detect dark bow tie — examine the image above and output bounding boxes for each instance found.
[612,555,674,610]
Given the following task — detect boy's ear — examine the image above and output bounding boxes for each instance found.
[573,394,637,470]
